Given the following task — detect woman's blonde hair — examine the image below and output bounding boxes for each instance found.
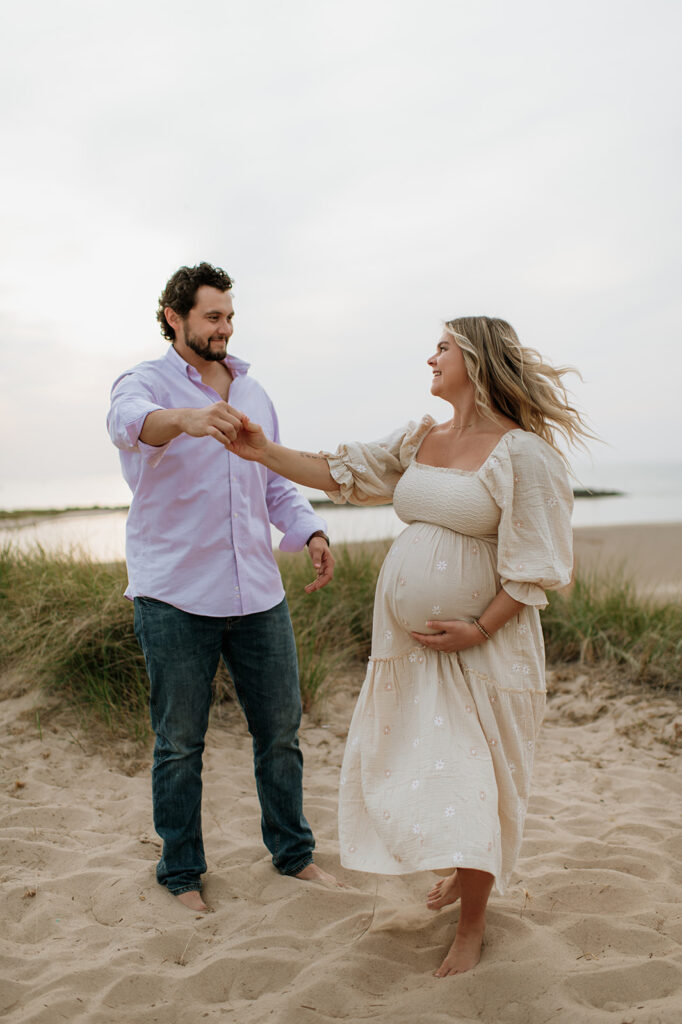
[444,316,594,457]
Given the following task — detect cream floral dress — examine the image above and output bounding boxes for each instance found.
[325,416,573,893]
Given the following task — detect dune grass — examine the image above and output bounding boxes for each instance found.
[0,543,679,739]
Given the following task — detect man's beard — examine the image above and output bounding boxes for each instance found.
[184,331,228,362]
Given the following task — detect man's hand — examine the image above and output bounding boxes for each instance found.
[411,619,485,653]
[180,402,244,445]
[140,402,243,447]
[304,537,334,592]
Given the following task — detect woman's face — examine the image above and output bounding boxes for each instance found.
[427,332,470,397]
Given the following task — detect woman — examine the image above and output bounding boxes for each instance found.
[226,316,590,977]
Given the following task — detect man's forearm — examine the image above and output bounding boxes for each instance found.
[260,440,337,492]
[139,409,191,447]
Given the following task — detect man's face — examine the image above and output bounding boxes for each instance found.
[174,286,235,362]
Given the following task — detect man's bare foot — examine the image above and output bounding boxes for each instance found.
[433,921,485,977]
[426,871,461,910]
[294,863,342,887]
[176,890,209,912]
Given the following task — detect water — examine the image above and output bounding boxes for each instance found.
[1,462,681,562]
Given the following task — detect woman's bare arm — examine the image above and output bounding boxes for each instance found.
[227,416,337,492]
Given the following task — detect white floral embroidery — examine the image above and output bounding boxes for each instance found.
[514,473,520,484]
[518,623,530,635]
[351,736,360,747]
[434,759,445,771]
[384,769,391,777]
[472,544,479,555]
[408,652,417,663]
[413,696,420,705]
[354,463,368,474]
[490,694,498,704]
[470,747,477,756]
[412,737,420,748]
[432,605,441,615]
[411,823,424,836]
[385,681,393,691]
[348,844,356,853]
[514,520,523,528]
[399,577,407,587]
[433,715,444,727]
[508,761,516,773]
[452,850,464,865]
[489,737,498,747]
[418,655,424,664]
[546,495,558,507]
[471,590,480,599]
[411,779,420,790]
[479,790,487,801]
[444,805,455,818]
[512,662,531,674]
[516,562,525,571]
[383,810,390,819]
[436,560,448,572]
[465,704,472,713]
[340,775,347,786]
[383,629,393,642]
[383,726,391,735]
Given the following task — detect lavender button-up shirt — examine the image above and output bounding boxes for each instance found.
[107,346,327,617]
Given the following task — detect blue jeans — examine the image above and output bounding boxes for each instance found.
[133,596,314,895]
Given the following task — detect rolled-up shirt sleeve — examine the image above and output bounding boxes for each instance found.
[107,372,172,467]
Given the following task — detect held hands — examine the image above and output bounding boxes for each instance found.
[411,619,486,653]
[223,414,269,462]
[179,402,245,446]
[178,403,267,460]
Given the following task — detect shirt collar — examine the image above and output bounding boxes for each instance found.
[165,344,251,379]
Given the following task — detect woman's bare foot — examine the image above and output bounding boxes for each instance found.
[426,871,461,910]
[433,920,485,977]
[176,890,209,912]
[294,863,342,887]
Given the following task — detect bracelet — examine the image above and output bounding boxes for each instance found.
[306,531,330,547]
[472,617,492,641]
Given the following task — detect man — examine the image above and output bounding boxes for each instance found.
[107,262,336,911]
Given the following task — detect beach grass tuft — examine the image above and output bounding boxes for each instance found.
[543,573,682,692]
[0,543,679,738]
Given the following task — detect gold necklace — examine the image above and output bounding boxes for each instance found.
[450,420,476,431]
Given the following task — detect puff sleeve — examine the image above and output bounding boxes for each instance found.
[324,416,435,506]
[480,431,573,607]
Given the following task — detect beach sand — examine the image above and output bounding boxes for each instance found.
[2,524,681,1023]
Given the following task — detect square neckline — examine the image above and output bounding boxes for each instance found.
[413,427,524,475]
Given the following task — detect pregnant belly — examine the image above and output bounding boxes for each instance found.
[379,522,499,635]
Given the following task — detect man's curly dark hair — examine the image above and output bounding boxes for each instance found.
[156,263,234,341]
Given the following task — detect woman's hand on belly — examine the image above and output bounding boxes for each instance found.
[411,618,485,653]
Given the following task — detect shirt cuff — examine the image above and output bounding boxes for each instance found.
[278,515,329,553]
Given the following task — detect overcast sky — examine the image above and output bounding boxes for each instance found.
[1,0,680,507]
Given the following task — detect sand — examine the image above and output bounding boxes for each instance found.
[573,522,682,600]
[2,523,682,1023]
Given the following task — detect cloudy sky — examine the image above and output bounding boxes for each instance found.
[1,0,680,508]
